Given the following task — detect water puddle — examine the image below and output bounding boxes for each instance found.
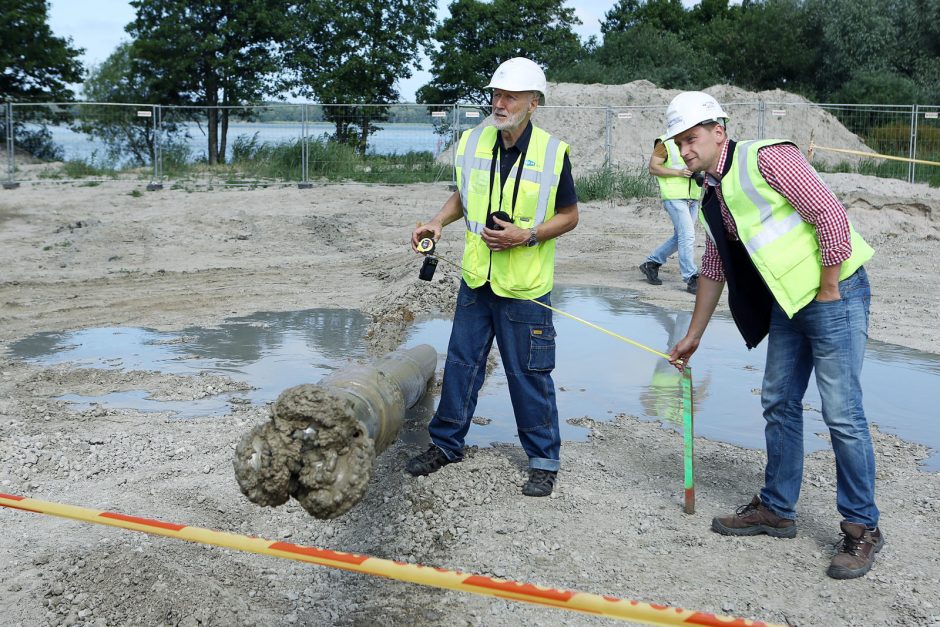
[7,310,370,418]
[7,287,940,470]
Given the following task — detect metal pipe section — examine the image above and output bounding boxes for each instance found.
[234,344,436,519]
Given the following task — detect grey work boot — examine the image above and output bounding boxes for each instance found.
[639,261,663,285]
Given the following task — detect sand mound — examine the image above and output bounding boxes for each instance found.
[444,81,873,172]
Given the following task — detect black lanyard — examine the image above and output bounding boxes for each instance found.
[486,140,527,222]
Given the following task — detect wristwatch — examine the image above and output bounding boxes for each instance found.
[525,227,539,247]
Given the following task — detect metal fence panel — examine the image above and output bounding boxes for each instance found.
[159,103,306,185]
[2,99,938,189]
[914,105,940,186]
[606,105,666,172]
[775,104,916,177]
[10,102,162,183]
[536,105,609,173]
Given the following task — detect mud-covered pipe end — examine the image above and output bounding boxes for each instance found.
[233,383,375,519]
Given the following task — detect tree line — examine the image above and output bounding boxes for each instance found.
[3,0,938,166]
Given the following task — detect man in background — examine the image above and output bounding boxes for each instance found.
[639,135,701,294]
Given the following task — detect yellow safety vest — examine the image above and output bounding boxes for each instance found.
[655,135,697,200]
[454,124,569,299]
[707,139,874,318]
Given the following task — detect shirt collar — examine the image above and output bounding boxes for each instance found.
[705,139,733,187]
[496,120,533,153]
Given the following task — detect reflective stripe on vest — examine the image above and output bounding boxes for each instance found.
[454,124,569,299]
[656,135,696,200]
[458,126,488,234]
[717,139,874,318]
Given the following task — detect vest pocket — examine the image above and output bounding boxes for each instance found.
[503,246,542,292]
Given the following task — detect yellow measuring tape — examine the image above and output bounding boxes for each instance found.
[808,143,940,167]
[0,493,781,626]
[429,250,672,361]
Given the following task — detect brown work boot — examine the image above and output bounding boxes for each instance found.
[827,521,884,579]
[711,495,797,538]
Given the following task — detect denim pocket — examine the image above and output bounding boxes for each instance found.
[527,326,556,371]
[838,267,870,300]
[505,297,551,324]
[504,296,555,370]
[456,282,477,307]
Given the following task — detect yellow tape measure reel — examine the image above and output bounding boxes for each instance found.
[416,237,435,254]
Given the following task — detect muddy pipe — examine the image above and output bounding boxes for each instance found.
[234,344,437,519]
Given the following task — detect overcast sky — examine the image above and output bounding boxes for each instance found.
[47,1,694,102]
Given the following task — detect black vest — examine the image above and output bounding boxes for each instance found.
[700,140,774,349]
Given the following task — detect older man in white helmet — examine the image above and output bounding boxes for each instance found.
[665,91,883,580]
[406,57,579,497]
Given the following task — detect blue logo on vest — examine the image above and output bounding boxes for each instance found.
[525,159,536,166]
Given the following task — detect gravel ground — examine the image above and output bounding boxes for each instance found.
[1,177,939,626]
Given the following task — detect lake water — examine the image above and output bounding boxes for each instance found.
[23,122,447,163]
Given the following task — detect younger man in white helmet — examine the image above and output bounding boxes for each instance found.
[665,91,883,580]
[405,57,579,497]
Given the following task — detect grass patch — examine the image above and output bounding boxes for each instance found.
[575,167,658,202]
[129,189,143,197]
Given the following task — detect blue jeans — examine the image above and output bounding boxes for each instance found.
[647,199,699,281]
[759,267,879,528]
[428,281,560,471]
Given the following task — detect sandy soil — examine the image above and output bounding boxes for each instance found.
[1,174,939,627]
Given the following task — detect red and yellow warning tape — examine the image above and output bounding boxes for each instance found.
[0,492,783,626]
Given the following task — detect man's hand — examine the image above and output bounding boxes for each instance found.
[815,263,842,302]
[481,216,527,251]
[669,335,700,372]
[412,221,442,252]
[815,286,841,302]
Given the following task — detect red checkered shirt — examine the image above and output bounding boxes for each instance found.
[700,140,852,282]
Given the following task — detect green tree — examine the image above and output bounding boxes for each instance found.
[76,42,188,166]
[0,0,84,159]
[282,0,435,154]
[895,0,940,102]
[417,0,582,105]
[601,0,689,35]
[127,0,289,164]
[689,0,818,95]
[0,0,84,101]
[833,69,920,105]
[811,0,899,96]
[552,24,720,89]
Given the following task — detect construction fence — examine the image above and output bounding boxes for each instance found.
[3,101,939,189]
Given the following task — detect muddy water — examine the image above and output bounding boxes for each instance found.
[7,309,370,417]
[8,287,940,470]
[402,286,940,471]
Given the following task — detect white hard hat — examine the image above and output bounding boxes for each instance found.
[485,57,548,101]
[665,91,729,139]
